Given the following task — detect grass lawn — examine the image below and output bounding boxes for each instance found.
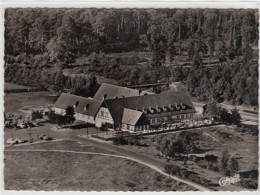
[119,126,258,190]
[4,91,57,114]
[4,82,33,90]
[4,140,195,191]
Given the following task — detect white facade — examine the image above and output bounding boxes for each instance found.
[121,123,149,132]
[149,113,194,125]
[95,107,114,127]
[54,107,95,124]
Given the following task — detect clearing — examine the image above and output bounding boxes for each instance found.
[4,140,195,191]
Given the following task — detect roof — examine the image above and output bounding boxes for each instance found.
[121,108,143,126]
[54,93,102,117]
[104,90,196,124]
[93,83,153,101]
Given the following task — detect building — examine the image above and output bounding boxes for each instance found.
[54,83,196,132]
[54,93,102,124]
[93,83,153,101]
[95,90,196,131]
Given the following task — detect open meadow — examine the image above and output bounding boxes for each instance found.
[4,140,195,191]
[4,91,57,114]
[118,125,258,190]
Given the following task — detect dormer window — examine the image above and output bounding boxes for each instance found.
[149,106,154,114]
[175,103,181,110]
[168,104,174,111]
[156,106,161,112]
[84,104,90,111]
[74,101,79,108]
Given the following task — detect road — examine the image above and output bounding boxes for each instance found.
[193,102,259,123]
[72,136,247,191]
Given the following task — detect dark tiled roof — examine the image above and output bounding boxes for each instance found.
[121,108,143,126]
[93,83,153,101]
[104,90,196,124]
[54,93,102,117]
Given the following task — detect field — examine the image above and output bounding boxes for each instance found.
[4,91,57,114]
[119,125,258,190]
[4,140,195,191]
[4,82,33,90]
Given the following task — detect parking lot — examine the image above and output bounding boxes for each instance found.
[4,123,100,146]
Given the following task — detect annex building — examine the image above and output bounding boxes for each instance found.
[54,83,196,132]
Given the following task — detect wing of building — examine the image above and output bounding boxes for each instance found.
[95,89,196,131]
[54,83,196,131]
[54,93,102,124]
[93,83,153,101]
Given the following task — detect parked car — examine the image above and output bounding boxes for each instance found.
[7,138,17,145]
[33,122,40,127]
[15,137,25,143]
[39,134,52,141]
[16,123,27,129]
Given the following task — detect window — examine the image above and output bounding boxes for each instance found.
[181,115,184,119]
[101,111,104,117]
[127,124,130,130]
[190,114,193,118]
[177,116,180,120]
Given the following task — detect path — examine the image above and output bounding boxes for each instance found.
[5,149,209,191]
[193,102,258,123]
[73,136,249,192]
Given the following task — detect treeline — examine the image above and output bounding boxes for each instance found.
[4,8,259,106]
[5,8,258,65]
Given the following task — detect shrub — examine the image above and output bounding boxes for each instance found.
[31,110,43,120]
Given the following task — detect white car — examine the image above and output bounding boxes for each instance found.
[17,123,27,129]
[15,137,25,143]
[7,138,17,145]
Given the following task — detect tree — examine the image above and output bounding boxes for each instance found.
[220,108,231,124]
[65,106,75,125]
[242,43,253,64]
[219,149,230,176]
[235,35,242,57]
[230,108,241,126]
[229,157,239,175]
[216,41,227,66]
[164,164,173,177]
[207,37,215,62]
[48,110,57,124]
[31,110,43,121]
[227,39,236,62]
[203,99,221,120]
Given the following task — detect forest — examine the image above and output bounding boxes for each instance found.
[4,8,259,105]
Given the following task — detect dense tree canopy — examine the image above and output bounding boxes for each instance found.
[4,8,259,106]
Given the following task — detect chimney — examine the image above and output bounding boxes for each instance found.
[142,107,147,114]
[84,104,90,111]
[139,89,142,95]
[74,101,79,108]
[102,94,107,101]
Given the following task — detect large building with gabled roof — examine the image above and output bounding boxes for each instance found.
[95,89,196,130]
[54,93,102,124]
[93,83,153,101]
[54,83,196,132]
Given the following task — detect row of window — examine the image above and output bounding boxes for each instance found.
[75,113,91,120]
[150,114,194,124]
